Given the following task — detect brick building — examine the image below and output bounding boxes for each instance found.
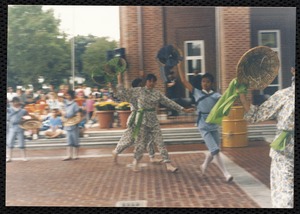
[119,6,295,104]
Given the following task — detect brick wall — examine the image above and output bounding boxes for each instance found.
[120,6,164,92]
[141,6,165,92]
[218,7,251,103]
[119,6,141,88]
[164,7,216,97]
[121,7,253,100]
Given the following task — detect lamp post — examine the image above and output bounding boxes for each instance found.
[71,37,75,91]
[71,6,76,91]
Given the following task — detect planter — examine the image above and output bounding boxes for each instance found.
[96,110,114,129]
[117,110,131,129]
[222,106,248,147]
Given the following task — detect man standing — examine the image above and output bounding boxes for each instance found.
[166,71,180,116]
[191,69,202,90]
[190,69,202,104]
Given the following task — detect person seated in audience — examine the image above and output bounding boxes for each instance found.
[44,109,64,138]
[39,107,51,133]
[47,92,60,110]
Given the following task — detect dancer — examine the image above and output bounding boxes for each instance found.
[112,77,163,164]
[116,73,194,172]
[177,62,233,182]
[6,97,29,162]
[61,90,80,161]
[239,67,295,208]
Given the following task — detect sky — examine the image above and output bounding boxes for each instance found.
[42,6,120,41]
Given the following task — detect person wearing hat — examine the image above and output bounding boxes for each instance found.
[61,90,80,161]
[238,67,295,208]
[6,97,29,162]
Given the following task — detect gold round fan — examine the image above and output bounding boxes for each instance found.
[236,46,280,89]
[61,112,83,127]
[19,114,42,130]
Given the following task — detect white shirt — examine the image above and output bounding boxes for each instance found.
[7,92,17,102]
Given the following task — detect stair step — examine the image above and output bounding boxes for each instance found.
[23,125,276,149]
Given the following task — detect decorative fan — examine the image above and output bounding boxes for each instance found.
[156,45,183,81]
[19,114,42,130]
[104,57,127,77]
[236,46,280,89]
[157,45,183,67]
[91,72,107,86]
[61,112,83,127]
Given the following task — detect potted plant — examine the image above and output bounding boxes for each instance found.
[116,102,131,129]
[94,101,117,129]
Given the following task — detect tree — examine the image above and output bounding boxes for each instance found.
[74,35,97,74]
[82,37,118,87]
[7,5,71,89]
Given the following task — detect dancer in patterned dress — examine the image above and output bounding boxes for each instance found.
[116,73,194,172]
[239,67,295,208]
[177,62,233,182]
[112,77,163,164]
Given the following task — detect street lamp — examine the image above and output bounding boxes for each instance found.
[71,37,75,90]
[71,6,75,91]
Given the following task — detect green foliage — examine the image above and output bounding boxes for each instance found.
[7,5,70,88]
[7,5,119,89]
[82,37,118,86]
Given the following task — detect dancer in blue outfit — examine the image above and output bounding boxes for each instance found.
[177,62,233,182]
[6,97,28,162]
[61,90,80,161]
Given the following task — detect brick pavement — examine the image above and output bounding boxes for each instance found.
[5,140,271,208]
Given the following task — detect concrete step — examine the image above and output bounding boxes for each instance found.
[24,124,276,149]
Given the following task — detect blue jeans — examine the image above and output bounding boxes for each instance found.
[7,129,25,149]
[66,127,80,147]
[198,128,220,155]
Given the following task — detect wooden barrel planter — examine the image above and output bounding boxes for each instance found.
[222,106,248,147]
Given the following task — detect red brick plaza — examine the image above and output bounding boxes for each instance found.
[6,139,272,208]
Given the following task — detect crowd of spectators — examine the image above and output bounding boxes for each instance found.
[6,84,115,140]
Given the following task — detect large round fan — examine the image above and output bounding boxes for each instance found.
[19,114,42,130]
[104,57,127,77]
[61,112,83,127]
[156,45,183,67]
[236,46,280,89]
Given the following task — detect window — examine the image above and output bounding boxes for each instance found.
[258,30,281,96]
[184,40,205,97]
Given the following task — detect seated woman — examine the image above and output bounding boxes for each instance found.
[44,109,64,138]
[39,107,51,132]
